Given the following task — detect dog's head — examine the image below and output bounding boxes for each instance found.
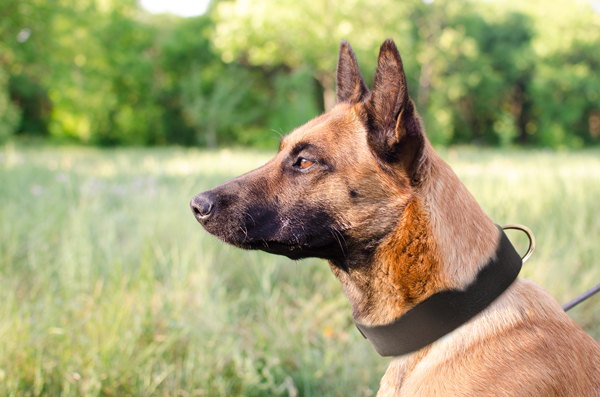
[191,39,427,265]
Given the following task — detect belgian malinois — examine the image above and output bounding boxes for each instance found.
[191,39,600,396]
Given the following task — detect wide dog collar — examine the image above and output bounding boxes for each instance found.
[354,225,523,357]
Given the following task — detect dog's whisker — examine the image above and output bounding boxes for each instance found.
[330,228,348,259]
[238,225,249,243]
[270,128,285,142]
[245,212,257,226]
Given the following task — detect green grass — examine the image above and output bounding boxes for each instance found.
[0,143,599,396]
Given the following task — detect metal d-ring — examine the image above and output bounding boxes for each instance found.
[502,224,535,263]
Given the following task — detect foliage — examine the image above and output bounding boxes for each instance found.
[0,68,21,143]
[522,0,600,147]
[0,144,599,395]
[212,0,420,110]
[212,0,600,148]
[0,0,599,147]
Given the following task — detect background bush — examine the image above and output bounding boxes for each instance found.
[1,0,599,148]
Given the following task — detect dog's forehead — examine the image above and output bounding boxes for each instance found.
[280,103,366,153]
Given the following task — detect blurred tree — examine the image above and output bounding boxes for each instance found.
[180,63,258,148]
[405,0,535,146]
[155,14,215,145]
[156,15,270,147]
[266,67,321,137]
[45,0,167,145]
[0,68,21,143]
[518,0,600,147]
[9,74,51,137]
[2,0,599,148]
[210,0,600,148]
[211,0,421,111]
[0,0,55,138]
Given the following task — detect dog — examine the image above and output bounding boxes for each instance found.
[190,39,600,396]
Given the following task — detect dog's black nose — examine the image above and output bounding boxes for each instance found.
[190,193,215,222]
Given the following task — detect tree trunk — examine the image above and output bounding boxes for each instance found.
[316,72,336,112]
[418,61,433,111]
[205,125,217,149]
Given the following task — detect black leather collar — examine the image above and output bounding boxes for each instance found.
[354,225,522,357]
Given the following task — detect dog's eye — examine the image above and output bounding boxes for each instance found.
[298,158,314,169]
[294,157,314,170]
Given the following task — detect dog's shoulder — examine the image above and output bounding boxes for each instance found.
[379,279,600,396]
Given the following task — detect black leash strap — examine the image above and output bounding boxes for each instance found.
[354,226,522,357]
[563,283,600,311]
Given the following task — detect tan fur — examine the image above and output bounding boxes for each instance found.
[287,103,600,395]
[418,142,500,290]
[372,146,600,394]
[332,196,449,325]
[192,40,600,396]
[379,280,600,396]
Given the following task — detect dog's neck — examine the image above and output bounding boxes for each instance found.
[330,143,499,326]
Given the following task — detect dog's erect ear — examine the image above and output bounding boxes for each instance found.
[336,40,369,104]
[365,39,425,181]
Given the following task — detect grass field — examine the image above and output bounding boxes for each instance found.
[1,143,599,396]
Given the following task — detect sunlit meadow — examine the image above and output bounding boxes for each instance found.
[1,144,599,396]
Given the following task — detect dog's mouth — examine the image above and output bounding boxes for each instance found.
[229,231,348,260]
[191,189,350,260]
[203,219,347,260]
[233,239,319,260]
